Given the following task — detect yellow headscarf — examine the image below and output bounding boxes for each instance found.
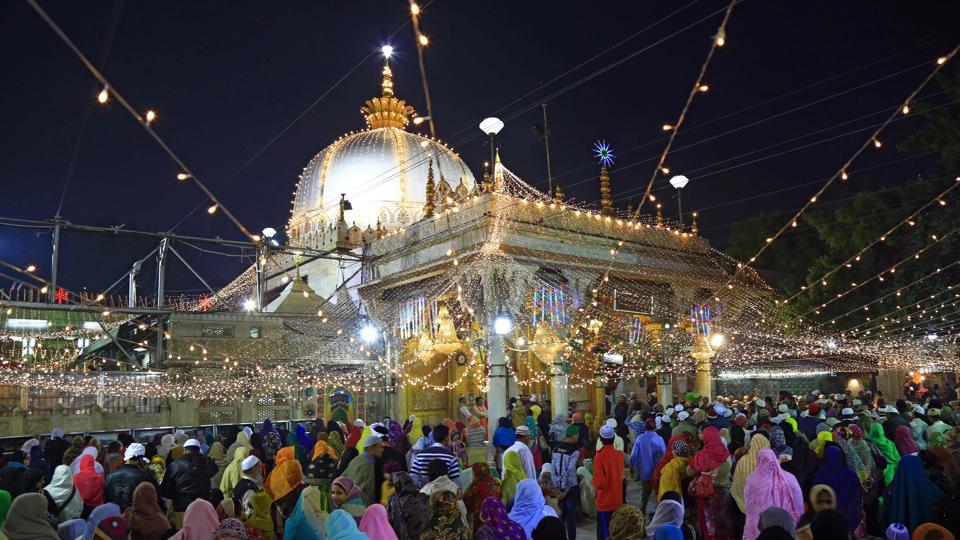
[500,451,527,505]
[264,459,303,502]
[813,431,834,458]
[657,456,690,500]
[311,440,338,461]
[409,416,423,442]
[219,447,251,495]
[731,434,770,512]
[275,447,295,468]
[784,417,798,433]
[244,492,274,536]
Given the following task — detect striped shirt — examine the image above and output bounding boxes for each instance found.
[409,443,460,487]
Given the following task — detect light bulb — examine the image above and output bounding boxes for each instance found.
[145,110,156,124]
[418,34,429,46]
[97,87,109,104]
[207,204,218,214]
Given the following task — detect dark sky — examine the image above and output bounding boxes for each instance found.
[1,0,958,296]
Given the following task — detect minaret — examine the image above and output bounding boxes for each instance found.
[691,211,699,235]
[423,158,436,218]
[599,165,613,216]
[482,161,492,193]
[554,184,564,204]
[626,198,635,216]
[493,150,505,192]
[656,203,663,227]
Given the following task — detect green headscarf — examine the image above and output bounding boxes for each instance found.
[0,490,11,528]
[864,423,899,485]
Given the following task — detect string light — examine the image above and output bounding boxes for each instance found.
[97,86,109,104]
[145,110,156,125]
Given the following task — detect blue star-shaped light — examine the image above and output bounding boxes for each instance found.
[593,140,615,167]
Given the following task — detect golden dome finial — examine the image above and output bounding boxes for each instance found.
[361,59,414,129]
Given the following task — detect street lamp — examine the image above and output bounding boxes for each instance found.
[479,117,504,187]
[669,175,690,227]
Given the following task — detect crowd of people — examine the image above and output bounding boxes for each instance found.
[0,385,958,540]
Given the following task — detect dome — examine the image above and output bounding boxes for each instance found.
[288,62,475,245]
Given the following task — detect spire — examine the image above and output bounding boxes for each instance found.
[599,165,613,216]
[691,211,699,235]
[423,158,436,218]
[361,59,414,129]
[554,184,564,203]
[626,198,635,216]
[493,150,504,192]
[656,203,663,227]
[482,161,492,192]
[381,61,395,97]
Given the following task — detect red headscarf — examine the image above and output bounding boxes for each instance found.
[690,426,730,472]
[894,425,918,455]
[73,454,104,506]
[345,425,362,449]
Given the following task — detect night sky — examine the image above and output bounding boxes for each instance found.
[2,0,958,296]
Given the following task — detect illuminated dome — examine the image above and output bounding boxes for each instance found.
[288,62,475,244]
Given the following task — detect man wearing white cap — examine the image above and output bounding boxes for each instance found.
[104,442,162,511]
[232,455,262,508]
[342,435,384,506]
[672,411,697,438]
[908,404,930,451]
[503,425,537,480]
[160,438,218,522]
[595,418,624,452]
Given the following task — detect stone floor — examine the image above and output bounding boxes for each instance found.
[572,479,647,539]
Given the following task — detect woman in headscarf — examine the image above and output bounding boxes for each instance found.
[758,507,796,539]
[912,523,955,540]
[358,503,397,540]
[882,454,944,532]
[295,425,315,455]
[284,432,310,471]
[1,492,59,540]
[123,482,172,540]
[728,423,746,454]
[328,430,346,460]
[929,447,960,491]
[227,430,252,461]
[265,460,304,524]
[27,444,51,484]
[657,439,692,500]
[283,485,327,540]
[811,446,864,531]
[731,432,770,513]
[577,460,596,518]
[463,463,502,533]
[475,496,525,540]
[0,489,9,529]
[646,492,684,540]
[241,492,273,539]
[206,441,229,488]
[783,436,816,495]
[865,423,900,486]
[82,503,122,540]
[220,447,252,496]
[259,419,282,466]
[421,490,469,540]
[61,437,85,468]
[688,426,732,540]
[157,434,175,460]
[809,509,849,540]
[831,426,866,481]
[507,479,557,537]
[330,476,366,522]
[325,508,367,540]
[767,427,791,459]
[609,505,645,540]
[894,425,918,456]
[492,417,517,454]
[500,451,527,508]
[652,432,698,495]
[212,518,247,540]
[141,460,162,489]
[170,499,218,540]
[73,454,104,513]
[385,472,429,540]
[743,449,805,540]
[69,447,103,476]
[44,464,83,522]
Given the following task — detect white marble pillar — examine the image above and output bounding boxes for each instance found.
[550,362,568,418]
[487,330,508,441]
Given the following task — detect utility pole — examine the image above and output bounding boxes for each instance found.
[128,260,141,309]
[156,237,169,309]
[49,216,63,303]
[541,103,553,195]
